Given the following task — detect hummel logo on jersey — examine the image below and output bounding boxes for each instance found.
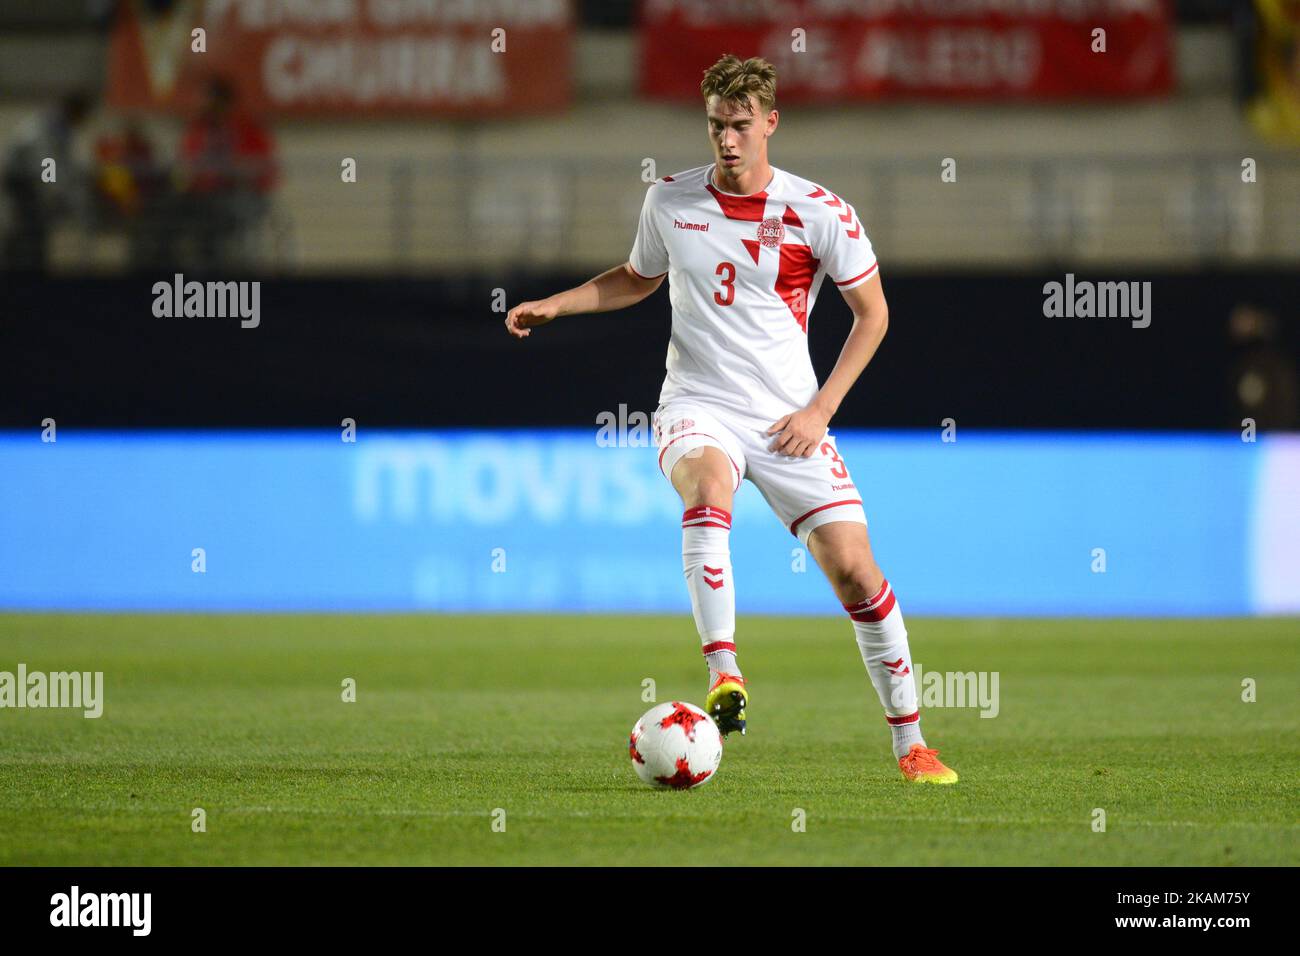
[703,565,725,590]
[669,418,695,434]
[674,218,709,232]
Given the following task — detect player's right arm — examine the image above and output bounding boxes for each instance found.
[504,263,664,339]
[506,180,671,339]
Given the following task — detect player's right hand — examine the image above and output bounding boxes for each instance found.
[505,300,560,339]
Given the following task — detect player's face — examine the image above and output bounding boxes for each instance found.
[706,95,773,177]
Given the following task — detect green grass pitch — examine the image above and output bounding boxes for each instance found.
[0,614,1295,866]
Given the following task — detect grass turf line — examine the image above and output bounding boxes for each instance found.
[0,614,1295,865]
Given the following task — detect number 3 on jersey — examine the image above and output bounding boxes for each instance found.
[714,261,736,306]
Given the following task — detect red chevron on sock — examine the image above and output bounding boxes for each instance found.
[882,656,910,676]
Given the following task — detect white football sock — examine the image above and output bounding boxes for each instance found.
[844,579,926,759]
[703,643,738,682]
[889,714,925,759]
[682,505,738,682]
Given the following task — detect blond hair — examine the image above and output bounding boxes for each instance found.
[700,55,776,115]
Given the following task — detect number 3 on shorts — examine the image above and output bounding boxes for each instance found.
[820,441,848,479]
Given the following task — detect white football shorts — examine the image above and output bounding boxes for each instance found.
[652,399,868,547]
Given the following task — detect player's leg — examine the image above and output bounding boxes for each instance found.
[654,405,748,734]
[671,445,738,678]
[744,428,957,781]
[806,519,957,784]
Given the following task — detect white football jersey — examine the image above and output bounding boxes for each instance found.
[629,163,878,431]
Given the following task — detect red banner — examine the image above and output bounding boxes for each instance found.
[639,0,1173,101]
[108,0,572,116]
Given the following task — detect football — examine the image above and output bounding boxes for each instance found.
[628,701,723,789]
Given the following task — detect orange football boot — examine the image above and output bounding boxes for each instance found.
[899,744,959,784]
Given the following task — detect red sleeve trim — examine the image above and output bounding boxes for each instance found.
[628,263,668,280]
[833,262,879,287]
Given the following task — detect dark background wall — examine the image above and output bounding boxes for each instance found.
[3,270,1296,430]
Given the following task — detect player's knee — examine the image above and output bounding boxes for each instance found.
[672,451,734,510]
[850,561,885,602]
[682,473,732,510]
[825,552,883,602]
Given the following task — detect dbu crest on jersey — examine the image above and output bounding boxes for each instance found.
[757,216,784,249]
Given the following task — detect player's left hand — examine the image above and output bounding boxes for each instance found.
[766,405,828,458]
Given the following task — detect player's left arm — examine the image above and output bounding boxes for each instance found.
[767,274,888,457]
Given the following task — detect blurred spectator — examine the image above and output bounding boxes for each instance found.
[94,120,169,269]
[173,76,278,268]
[1243,0,1300,141]
[1,93,92,273]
